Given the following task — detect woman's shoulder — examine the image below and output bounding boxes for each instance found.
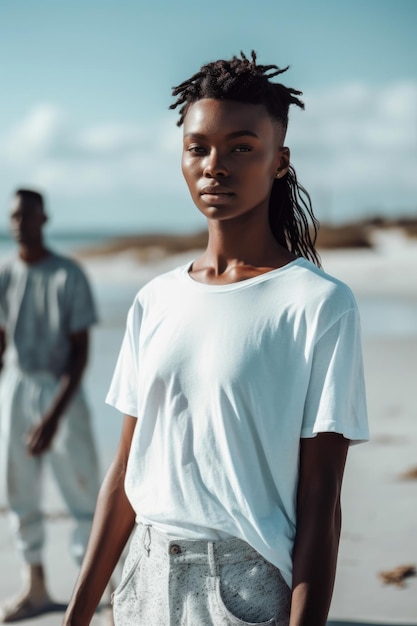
[294,258,357,305]
[286,258,359,332]
[131,262,190,305]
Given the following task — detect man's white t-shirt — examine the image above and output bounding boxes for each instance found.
[0,252,97,376]
[106,258,369,587]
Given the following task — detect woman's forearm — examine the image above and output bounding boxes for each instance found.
[289,495,341,625]
[289,433,349,626]
[63,454,136,625]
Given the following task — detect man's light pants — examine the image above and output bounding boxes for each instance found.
[0,367,100,565]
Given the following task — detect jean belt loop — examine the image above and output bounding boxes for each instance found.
[207,541,217,577]
[143,524,152,557]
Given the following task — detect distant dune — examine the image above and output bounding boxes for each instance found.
[75,230,209,262]
[75,216,417,260]
[316,216,417,249]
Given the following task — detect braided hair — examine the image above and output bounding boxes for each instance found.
[170,51,320,266]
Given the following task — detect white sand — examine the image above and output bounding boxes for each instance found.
[330,336,417,624]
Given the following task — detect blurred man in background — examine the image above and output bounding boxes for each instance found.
[0,189,100,622]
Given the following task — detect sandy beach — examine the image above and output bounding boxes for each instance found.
[1,230,416,625]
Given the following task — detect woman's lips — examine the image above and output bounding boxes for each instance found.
[200,185,233,196]
[200,185,234,203]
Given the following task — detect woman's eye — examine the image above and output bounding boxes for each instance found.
[187,145,206,154]
[233,145,252,153]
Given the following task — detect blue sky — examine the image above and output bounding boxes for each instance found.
[0,0,416,234]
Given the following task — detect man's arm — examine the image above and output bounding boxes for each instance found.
[26,329,90,456]
[289,432,349,626]
[63,414,137,626]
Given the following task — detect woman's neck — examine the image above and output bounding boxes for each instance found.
[190,217,295,284]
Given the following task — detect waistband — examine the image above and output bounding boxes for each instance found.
[1,362,58,381]
[132,522,263,567]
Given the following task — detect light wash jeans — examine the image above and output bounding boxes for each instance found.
[0,367,100,565]
[112,523,291,626]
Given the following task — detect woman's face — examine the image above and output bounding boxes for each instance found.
[181,98,289,223]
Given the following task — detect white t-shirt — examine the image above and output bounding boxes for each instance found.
[106,258,369,587]
[0,252,97,376]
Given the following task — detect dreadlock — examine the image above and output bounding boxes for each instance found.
[170,51,321,266]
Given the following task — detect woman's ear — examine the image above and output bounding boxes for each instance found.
[275,147,290,179]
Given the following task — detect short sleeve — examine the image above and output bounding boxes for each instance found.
[105,302,142,417]
[301,307,369,444]
[66,264,98,332]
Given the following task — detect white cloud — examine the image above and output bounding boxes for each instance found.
[2,104,66,161]
[0,81,416,227]
[77,124,151,157]
[287,81,417,193]
[0,107,183,199]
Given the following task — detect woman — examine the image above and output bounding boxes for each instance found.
[63,51,369,626]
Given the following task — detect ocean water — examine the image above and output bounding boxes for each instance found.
[1,234,417,509]
[356,294,417,337]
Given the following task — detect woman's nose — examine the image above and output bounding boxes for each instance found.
[203,150,228,177]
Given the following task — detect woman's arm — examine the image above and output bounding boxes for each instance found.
[63,414,137,626]
[289,432,349,626]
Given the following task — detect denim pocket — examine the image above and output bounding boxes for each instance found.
[209,556,290,625]
[111,553,142,604]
